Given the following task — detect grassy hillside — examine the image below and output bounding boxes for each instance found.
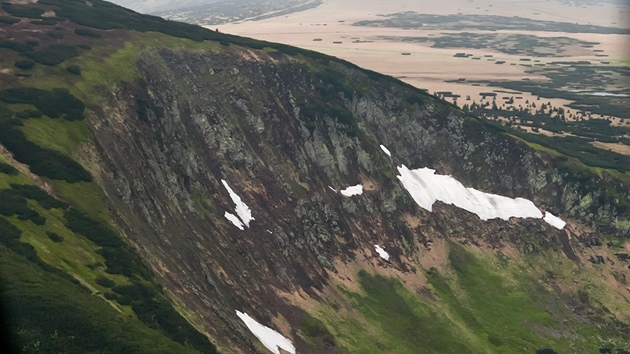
[0,164,216,352]
[299,243,630,353]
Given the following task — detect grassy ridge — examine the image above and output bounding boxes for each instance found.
[0,245,204,354]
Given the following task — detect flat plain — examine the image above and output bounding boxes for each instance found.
[220,0,630,162]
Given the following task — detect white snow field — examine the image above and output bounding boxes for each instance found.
[221,179,255,228]
[380,145,392,157]
[340,184,364,197]
[396,165,565,229]
[544,211,567,230]
[236,311,296,354]
[224,212,244,230]
[375,245,390,260]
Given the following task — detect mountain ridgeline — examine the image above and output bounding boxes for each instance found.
[0,0,629,353]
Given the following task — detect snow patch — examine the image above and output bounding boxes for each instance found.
[375,245,390,260]
[224,212,244,230]
[380,145,392,157]
[544,212,566,230]
[221,180,254,228]
[396,165,543,221]
[236,311,296,354]
[328,185,337,192]
[340,184,363,197]
[590,92,629,97]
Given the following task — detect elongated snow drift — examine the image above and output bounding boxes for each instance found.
[221,180,254,228]
[396,165,554,223]
[236,311,296,354]
[397,165,543,220]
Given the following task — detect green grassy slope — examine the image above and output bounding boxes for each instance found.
[0,245,204,354]
[0,165,216,353]
[301,244,630,354]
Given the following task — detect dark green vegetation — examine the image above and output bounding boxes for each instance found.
[13,59,35,70]
[0,124,93,182]
[0,162,18,175]
[0,88,85,120]
[476,63,630,119]
[0,179,217,353]
[0,39,82,66]
[0,15,20,24]
[354,12,630,34]
[464,61,630,120]
[63,208,150,278]
[74,27,102,38]
[1,247,210,354]
[453,61,629,172]
[383,33,599,57]
[465,104,630,171]
[0,88,92,182]
[66,64,81,75]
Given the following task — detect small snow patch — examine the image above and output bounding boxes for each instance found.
[221,180,254,228]
[380,145,392,157]
[328,185,337,192]
[544,212,566,230]
[224,212,244,230]
[236,311,296,354]
[375,245,390,260]
[340,184,363,197]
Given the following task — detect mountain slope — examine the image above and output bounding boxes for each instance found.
[0,0,629,353]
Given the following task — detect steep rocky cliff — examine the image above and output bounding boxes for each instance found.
[0,1,628,353]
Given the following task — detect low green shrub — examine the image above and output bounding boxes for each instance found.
[0,87,85,120]
[66,65,81,75]
[0,124,92,182]
[0,216,21,241]
[0,16,20,25]
[14,60,35,70]
[1,3,45,19]
[74,27,101,38]
[0,189,45,225]
[63,208,150,278]
[0,40,33,53]
[11,184,69,209]
[45,231,64,242]
[25,44,80,66]
[36,88,85,120]
[95,276,116,288]
[0,162,18,175]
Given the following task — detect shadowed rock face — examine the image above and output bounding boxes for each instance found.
[87,46,629,351]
